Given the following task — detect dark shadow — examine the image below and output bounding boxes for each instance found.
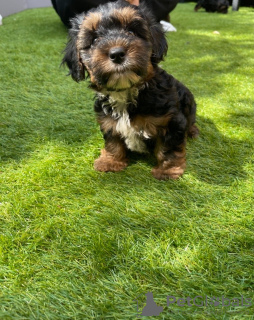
[186,115,252,185]
[0,99,97,161]
[92,115,252,187]
[224,107,254,130]
[0,7,95,162]
[164,32,253,97]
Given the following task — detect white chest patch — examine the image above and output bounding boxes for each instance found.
[115,111,149,153]
[100,89,150,153]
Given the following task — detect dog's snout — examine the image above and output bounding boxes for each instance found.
[109,47,126,64]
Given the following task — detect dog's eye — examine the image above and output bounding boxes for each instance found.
[127,31,135,36]
[91,37,98,46]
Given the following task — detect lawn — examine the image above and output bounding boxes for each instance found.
[0,2,253,319]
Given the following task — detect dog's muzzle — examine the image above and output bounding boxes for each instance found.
[105,45,142,90]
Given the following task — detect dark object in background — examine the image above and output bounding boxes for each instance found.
[51,0,180,28]
[144,0,180,22]
[194,0,229,13]
[182,0,252,6]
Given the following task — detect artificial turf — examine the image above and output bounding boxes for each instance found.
[0,2,253,319]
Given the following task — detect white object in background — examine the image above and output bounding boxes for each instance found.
[0,15,2,26]
[160,20,177,32]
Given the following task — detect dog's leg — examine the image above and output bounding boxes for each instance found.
[188,124,199,139]
[152,117,188,181]
[94,134,128,172]
[152,140,186,180]
[194,2,202,11]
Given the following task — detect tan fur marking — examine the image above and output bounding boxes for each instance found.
[106,141,126,160]
[152,143,187,180]
[131,114,171,137]
[125,0,138,4]
[81,12,102,31]
[145,62,155,82]
[83,62,97,85]
[98,116,117,135]
[107,71,141,90]
[77,12,102,51]
[113,7,140,25]
[94,148,128,172]
[94,129,128,172]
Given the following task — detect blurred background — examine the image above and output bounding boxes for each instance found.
[1,0,253,18]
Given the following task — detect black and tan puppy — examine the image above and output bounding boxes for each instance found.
[62,0,199,180]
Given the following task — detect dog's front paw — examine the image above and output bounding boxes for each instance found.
[94,149,128,172]
[94,157,128,172]
[151,166,185,180]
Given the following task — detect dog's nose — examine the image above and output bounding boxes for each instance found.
[109,47,126,64]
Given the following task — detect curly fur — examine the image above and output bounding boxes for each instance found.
[62,0,199,180]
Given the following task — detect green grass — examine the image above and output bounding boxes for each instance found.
[0,3,253,319]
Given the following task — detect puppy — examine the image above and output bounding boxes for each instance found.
[62,0,199,180]
[194,0,229,13]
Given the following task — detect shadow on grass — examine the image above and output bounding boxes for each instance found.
[165,32,253,97]
[186,115,252,185]
[0,106,97,162]
[225,107,254,130]
[95,115,251,186]
[1,101,251,187]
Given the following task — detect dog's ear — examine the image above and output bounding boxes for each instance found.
[150,24,168,64]
[138,4,168,64]
[62,14,86,82]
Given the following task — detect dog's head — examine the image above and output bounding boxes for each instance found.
[62,0,168,91]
